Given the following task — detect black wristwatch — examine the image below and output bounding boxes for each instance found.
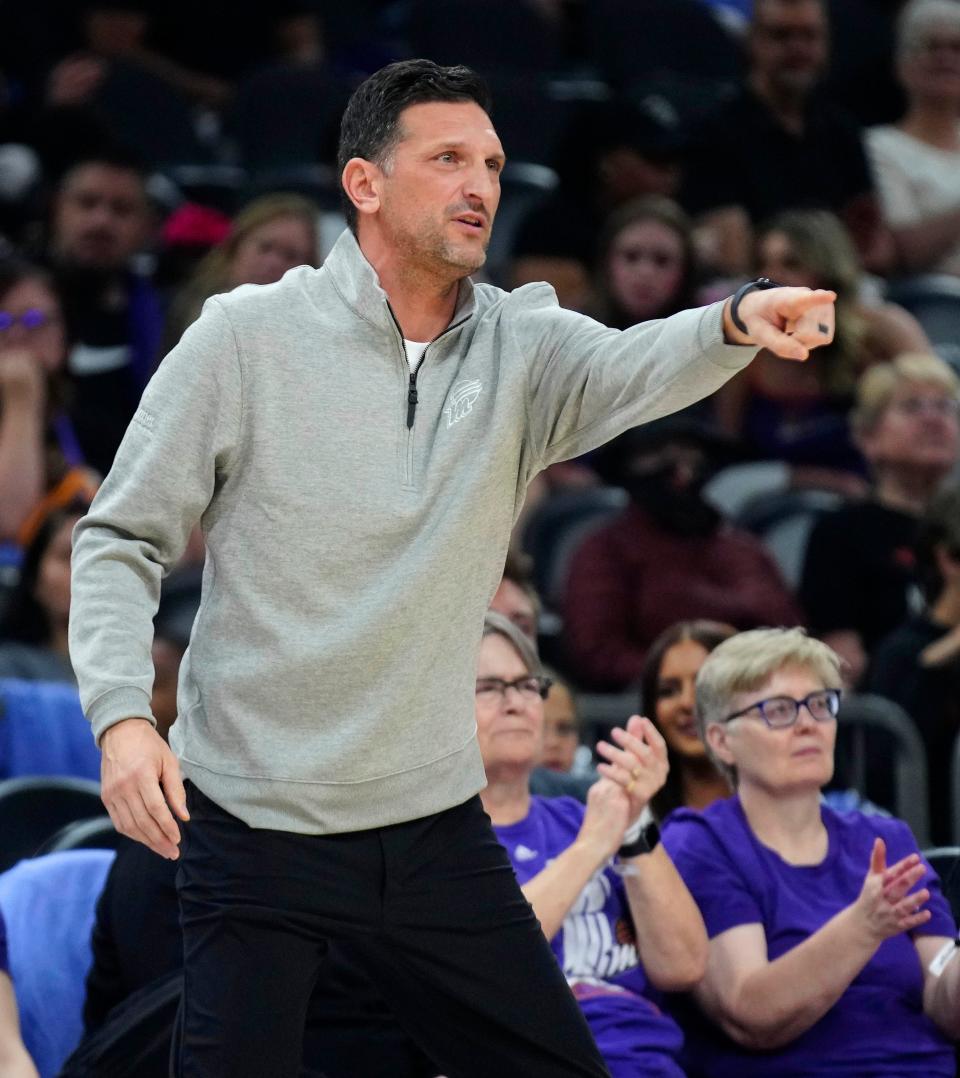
[618,819,661,860]
[730,276,781,336]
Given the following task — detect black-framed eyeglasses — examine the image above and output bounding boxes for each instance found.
[0,309,55,332]
[722,688,842,729]
[475,675,552,702]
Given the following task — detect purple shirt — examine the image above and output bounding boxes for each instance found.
[0,907,7,974]
[662,796,956,1077]
[494,795,685,1078]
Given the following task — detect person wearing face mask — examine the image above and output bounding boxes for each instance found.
[563,417,801,691]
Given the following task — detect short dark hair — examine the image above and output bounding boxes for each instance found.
[57,147,147,190]
[917,485,960,604]
[336,59,492,232]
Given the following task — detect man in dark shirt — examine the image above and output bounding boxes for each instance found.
[681,0,882,272]
[47,151,163,476]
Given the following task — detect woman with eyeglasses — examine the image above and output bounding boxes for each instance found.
[0,259,97,544]
[661,626,960,1078]
[477,611,707,1078]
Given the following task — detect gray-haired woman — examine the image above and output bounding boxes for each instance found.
[477,612,706,1077]
[662,626,960,1078]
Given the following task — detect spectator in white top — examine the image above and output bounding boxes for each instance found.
[867,0,960,276]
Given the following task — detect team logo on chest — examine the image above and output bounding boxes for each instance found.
[445,379,483,427]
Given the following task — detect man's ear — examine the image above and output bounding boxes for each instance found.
[341,157,383,220]
[705,721,735,768]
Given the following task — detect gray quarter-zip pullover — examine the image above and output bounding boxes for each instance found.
[69,229,758,833]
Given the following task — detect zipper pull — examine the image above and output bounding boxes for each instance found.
[406,372,419,429]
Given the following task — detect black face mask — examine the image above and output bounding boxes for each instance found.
[624,465,721,537]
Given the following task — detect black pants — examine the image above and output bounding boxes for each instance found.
[173,783,610,1078]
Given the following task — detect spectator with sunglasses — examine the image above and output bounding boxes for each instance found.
[0,260,97,544]
[477,612,706,1078]
[662,627,959,1078]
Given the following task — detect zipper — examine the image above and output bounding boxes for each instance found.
[388,307,472,431]
[386,303,472,489]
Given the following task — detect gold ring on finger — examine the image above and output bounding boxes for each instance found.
[631,767,642,779]
[626,778,636,793]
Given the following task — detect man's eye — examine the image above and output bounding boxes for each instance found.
[487,160,502,173]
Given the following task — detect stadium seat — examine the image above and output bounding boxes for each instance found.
[734,487,844,589]
[0,850,115,1077]
[0,678,101,783]
[522,487,629,616]
[406,0,563,74]
[35,816,122,856]
[0,776,103,873]
[885,275,960,359]
[835,694,930,848]
[921,846,960,926]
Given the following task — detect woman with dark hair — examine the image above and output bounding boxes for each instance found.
[0,505,84,681]
[0,260,97,544]
[592,197,699,330]
[641,620,737,821]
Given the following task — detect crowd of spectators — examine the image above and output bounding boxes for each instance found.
[2,0,960,1074]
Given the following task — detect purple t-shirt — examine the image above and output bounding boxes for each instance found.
[662,796,956,1077]
[494,795,685,1078]
[0,907,7,974]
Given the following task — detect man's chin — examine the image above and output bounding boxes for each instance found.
[443,242,487,275]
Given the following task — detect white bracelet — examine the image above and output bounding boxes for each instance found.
[621,805,653,846]
[929,939,960,977]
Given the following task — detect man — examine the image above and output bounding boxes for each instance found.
[48,152,162,475]
[70,60,835,1076]
[563,416,801,690]
[681,0,884,273]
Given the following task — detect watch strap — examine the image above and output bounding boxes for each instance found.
[730,276,781,336]
[618,819,660,859]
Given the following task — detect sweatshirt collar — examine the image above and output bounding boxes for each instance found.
[324,228,476,338]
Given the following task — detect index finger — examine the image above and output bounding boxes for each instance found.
[778,288,837,317]
[631,715,668,759]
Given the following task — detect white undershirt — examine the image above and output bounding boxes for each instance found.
[403,339,429,372]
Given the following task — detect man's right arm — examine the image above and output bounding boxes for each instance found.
[69,298,242,856]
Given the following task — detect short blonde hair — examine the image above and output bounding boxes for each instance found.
[695,628,842,786]
[851,352,960,437]
[897,0,960,61]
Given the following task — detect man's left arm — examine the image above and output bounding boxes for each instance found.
[512,285,835,471]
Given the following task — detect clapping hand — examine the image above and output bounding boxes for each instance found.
[854,838,932,945]
[595,715,669,820]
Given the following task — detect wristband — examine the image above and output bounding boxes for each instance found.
[929,938,960,977]
[730,277,781,337]
[621,805,653,847]
[618,808,660,860]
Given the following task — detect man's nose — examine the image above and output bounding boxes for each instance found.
[462,166,496,210]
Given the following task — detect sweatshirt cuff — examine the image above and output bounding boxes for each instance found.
[697,300,761,371]
[87,687,156,745]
